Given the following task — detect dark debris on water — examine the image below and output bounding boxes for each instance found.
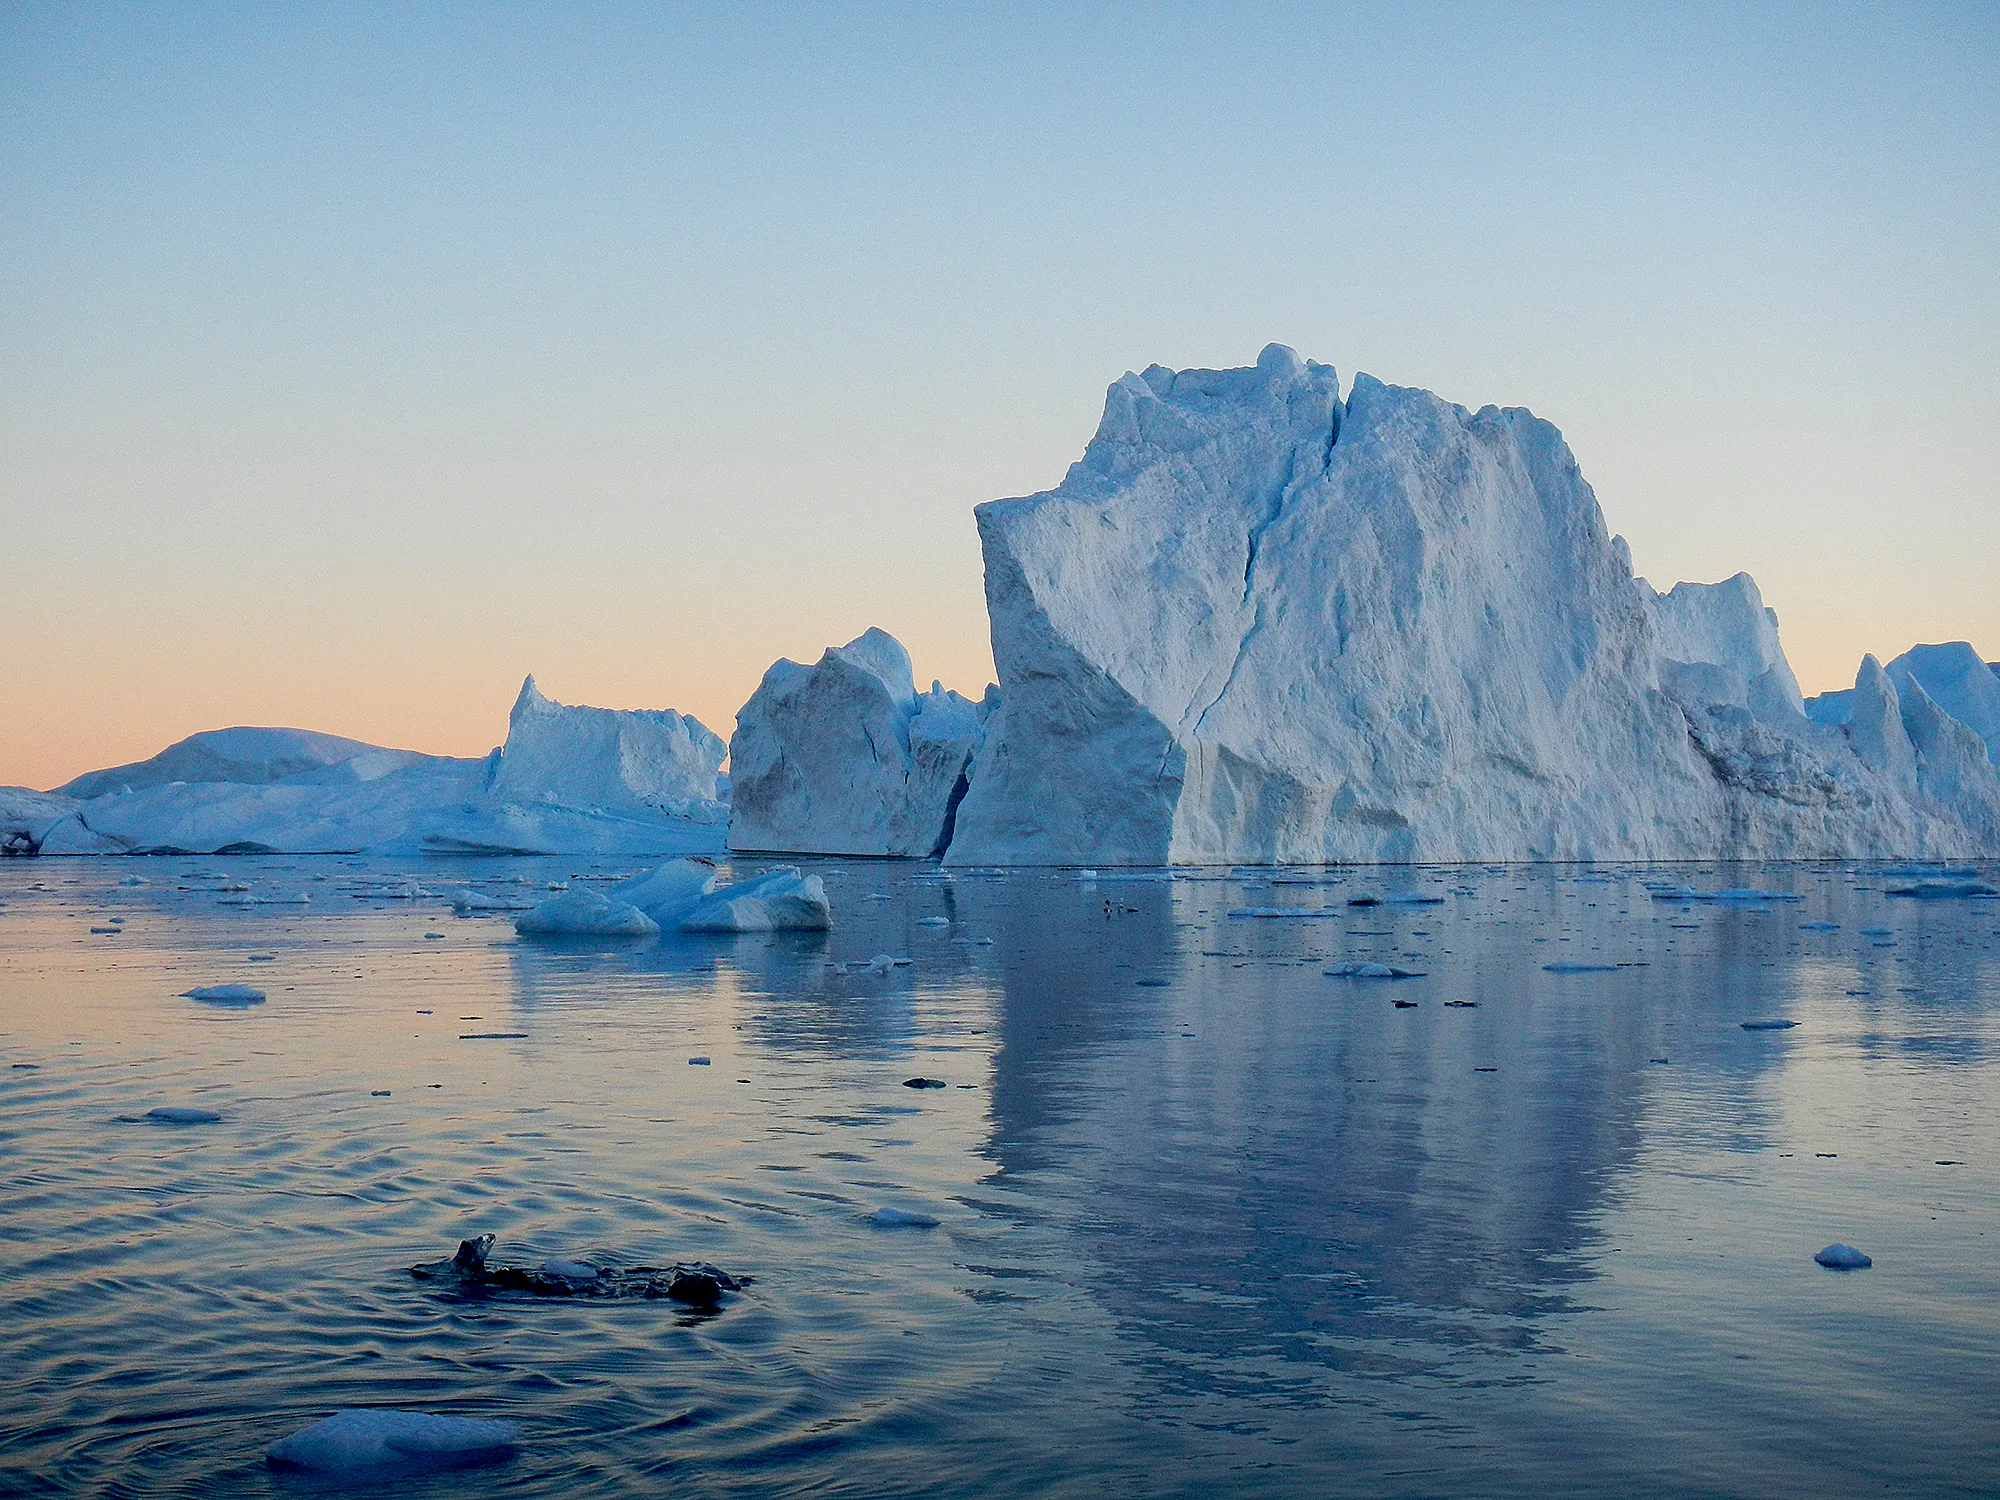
[411,1235,748,1308]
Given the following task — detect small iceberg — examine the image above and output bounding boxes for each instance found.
[604,858,832,933]
[1740,1019,1799,1031]
[1814,1243,1872,1270]
[266,1409,521,1473]
[677,867,831,933]
[514,889,661,938]
[1885,880,1997,899]
[450,889,534,915]
[1324,961,1426,979]
[182,984,266,1006]
[868,1206,941,1228]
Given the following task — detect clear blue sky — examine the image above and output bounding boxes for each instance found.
[3,2,1995,787]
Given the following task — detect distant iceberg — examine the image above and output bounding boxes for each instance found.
[943,345,2000,864]
[11,678,728,857]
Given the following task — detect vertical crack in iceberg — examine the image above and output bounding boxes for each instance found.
[1185,407,1341,747]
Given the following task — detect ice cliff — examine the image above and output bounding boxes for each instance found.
[12,680,728,857]
[943,345,2000,864]
[728,628,994,856]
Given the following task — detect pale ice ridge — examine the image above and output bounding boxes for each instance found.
[945,345,2000,864]
[58,726,410,800]
[728,627,994,857]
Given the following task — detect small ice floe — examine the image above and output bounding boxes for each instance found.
[1229,907,1337,919]
[1647,883,1700,901]
[183,984,266,1006]
[903,1077,948,1089]
[266,1409,521,1474]
[917,915,951,926]
[868,1206,941,1228]
[1799,921,1841,931]
[1324,962,1426,979]
[1740,1019,1798,1031]
[143,1106,222,1124]
[688,1056,711,1065]
[1542,962,1623,973]
[215,893,262,907]
[266,891,311,905]
[89,926,119,935]
[864,892,892,901]
[450,889,534,915]
[1886,879,1998,899]
[1381,891,1445,905]
[1814,1243,1872,1270]
[847,954,911,975]
[1879,865,1974,881]
[514,889,661,938]
[539,1257,598,1280]
[118,875,147,887]
[247,953,275,962]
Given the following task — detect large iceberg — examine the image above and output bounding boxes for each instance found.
[728,628,994,856]
[943,345,2000,864]
[1807,642,2000,765]
[17,679,729,857]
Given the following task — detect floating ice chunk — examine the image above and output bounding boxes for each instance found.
[607,857,717,925]
[183,984,266,1006]
[677,867,831,933]
[1382,892,1446,905]
[449,888,533,914]
[1229,907,1338,919]
[144,1106,222,1124]
[868,1206,941,1228]
[1648,884,1700,901]
[118,875,148,886]
[1324,962,1426,979]
[1542,962,1623,973]
[1886,880,1997,898]
[1740,1019,1798,1031]
[918,915,951,926]
[513,890,661,938]
[539,1258,598,1280]
[1699,888,1802,903]
[1799,920,1841,931]
[1814,1243,1872,1270]
[266,1409,521,1472]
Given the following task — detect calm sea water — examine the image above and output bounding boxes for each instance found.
[1,855,1996,1498]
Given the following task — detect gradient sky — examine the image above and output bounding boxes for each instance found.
[4,2,1996,791]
